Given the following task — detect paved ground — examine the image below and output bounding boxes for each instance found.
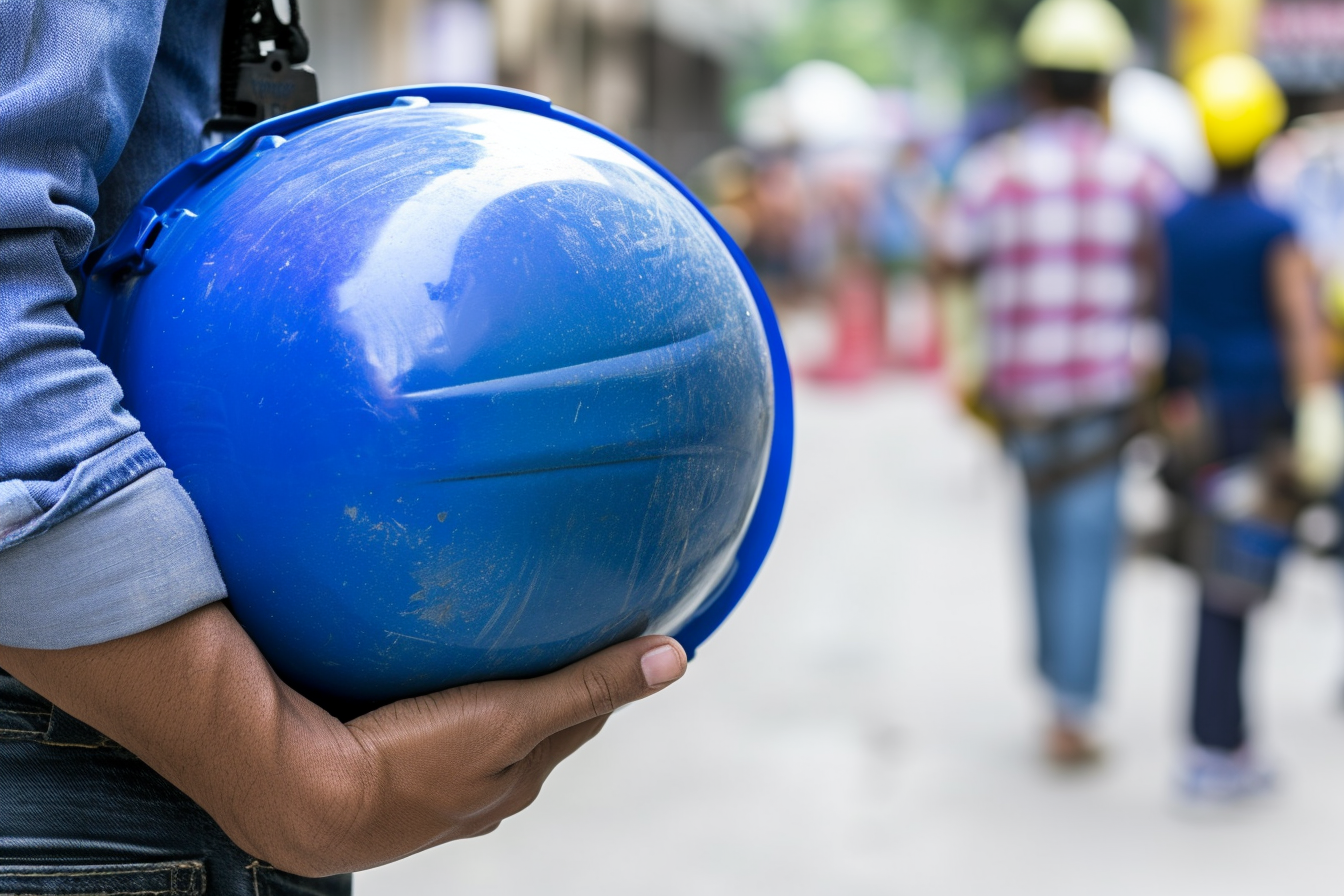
[357,364,1344,894]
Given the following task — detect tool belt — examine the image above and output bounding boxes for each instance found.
[998,403,1145,498]
[1157,391,1301,615]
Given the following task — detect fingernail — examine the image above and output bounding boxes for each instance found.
[641,645,683,688]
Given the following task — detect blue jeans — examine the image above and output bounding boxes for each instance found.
[1185,394,1294,752]
[1008,416,1124,715]
[1191,603,1247,750]
[0,671,351,895]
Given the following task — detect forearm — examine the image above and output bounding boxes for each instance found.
[0,603,369,874]
[1284,331,1332,396]
[1282,312,1331,397]
[1269,238,1332,397]
[0,600,682,875]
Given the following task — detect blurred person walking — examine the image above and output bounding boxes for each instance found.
[936,0,1178,765]
[1162,54,1344,801]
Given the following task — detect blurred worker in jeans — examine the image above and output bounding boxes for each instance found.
[937,0,1178,765]
[1162,54,1344,801]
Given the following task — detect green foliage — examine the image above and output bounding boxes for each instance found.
[729,0,1160,113]
[766,0,905,85]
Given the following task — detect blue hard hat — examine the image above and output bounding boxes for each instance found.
[81,86,793,710]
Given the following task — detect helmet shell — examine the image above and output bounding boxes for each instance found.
[82,87,792,710]
[1185,53,1287,169]
[1018,0,1134,73]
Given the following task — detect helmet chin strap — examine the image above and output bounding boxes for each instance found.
[205,0,319,136]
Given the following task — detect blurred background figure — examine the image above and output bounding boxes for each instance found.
[1259,116,1344,337]
[1109,66,1216,194]
[780,61,896,381]
[694,146,809,305]
[1250,2,1344,717]
[728,60,948,381]
[1160,53,1344,800]
[934,0,1177,766]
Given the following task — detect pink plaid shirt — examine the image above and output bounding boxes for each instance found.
[941,110,1180,418]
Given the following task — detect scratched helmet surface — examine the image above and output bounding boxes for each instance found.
[81,87,792,710]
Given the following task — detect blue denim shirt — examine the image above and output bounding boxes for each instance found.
[0,0,228,648]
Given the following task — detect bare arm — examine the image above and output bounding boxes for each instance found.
[0,601,685,875]
[1269,237,1332,397]
[927,193,977,285]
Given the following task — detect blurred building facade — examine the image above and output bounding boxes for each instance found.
[303,0,780,176]
[1169,0,1344,113]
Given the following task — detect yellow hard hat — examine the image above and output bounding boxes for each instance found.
[1185,53,1286,168]
[1018,0,1135,73]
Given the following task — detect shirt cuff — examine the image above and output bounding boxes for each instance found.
[0,468,226,649]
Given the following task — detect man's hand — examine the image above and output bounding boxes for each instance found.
[0,602,686,875]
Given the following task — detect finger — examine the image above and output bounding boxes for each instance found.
[503,714,608,784]
[488,715,606,799]
[486,717,610,824]
[465,713,617,838]
[422,816,503,851]
[466,821,501,839]
[510,635,685,747]
[537,713,610,767]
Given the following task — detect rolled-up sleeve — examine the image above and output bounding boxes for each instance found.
[0,0,226,648]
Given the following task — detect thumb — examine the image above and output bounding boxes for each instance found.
[512,635,687,744]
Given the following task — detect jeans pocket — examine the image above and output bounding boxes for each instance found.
[0,861,204,895]
[0,674,123,752]
[0,675,52,743]
[246,862,352,896]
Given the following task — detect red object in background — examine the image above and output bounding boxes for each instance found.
[808,265,943,383]
[809,264,888,383]
[886,279,943,373]
[898,315,944,372]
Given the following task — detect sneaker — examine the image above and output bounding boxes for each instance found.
[1178,745,1275,803]
[1045,722,1102,768]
